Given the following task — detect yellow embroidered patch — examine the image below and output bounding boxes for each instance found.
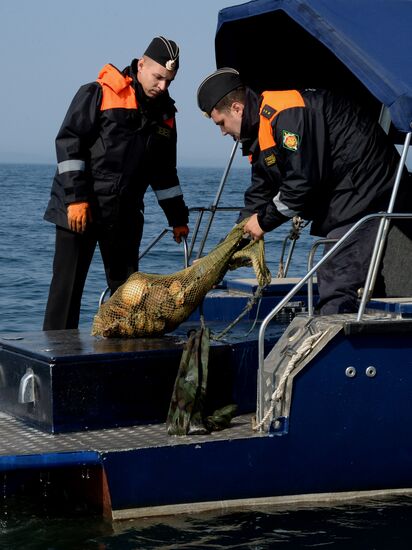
[261,104,276,119]
[264,153,277,166]
[157,126,171,138]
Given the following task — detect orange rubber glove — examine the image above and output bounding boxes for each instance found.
[67,201,92,233]
[172,225,189,243]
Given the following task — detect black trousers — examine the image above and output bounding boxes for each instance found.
[315,219,383,314]
[316,177,412,314]
[43,219,142,330]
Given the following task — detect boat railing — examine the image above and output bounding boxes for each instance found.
[99,141,244,306]
[138,138,240,266]
[256,129,412,424]
[98,204,245,306]
[138,227,189,268]
[99,137,303,306]
[139,203,306,277]
[137,205,243,267]
[256,210,412,426]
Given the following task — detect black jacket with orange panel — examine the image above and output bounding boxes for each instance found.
[239,88,408,236]
[44,60,188,229]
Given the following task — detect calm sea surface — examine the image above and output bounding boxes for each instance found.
[1,163,412,548]
[0,163,316,334]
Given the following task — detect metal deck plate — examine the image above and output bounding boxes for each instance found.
[0,412,259,457]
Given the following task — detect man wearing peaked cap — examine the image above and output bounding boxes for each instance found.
[43,37,189,330]
[138,36,180,98]
[197,67,242,117]
[144,36,180,72]
[197,67,412,314]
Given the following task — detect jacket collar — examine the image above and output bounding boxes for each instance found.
[240,87,260,156]
[97,64,132,93]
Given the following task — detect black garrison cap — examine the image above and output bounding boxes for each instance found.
[197,67,243,116]
[144,36,180,71]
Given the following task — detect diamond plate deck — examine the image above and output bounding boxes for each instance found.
[0,412,259,457]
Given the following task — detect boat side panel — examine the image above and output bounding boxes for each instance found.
[102,330,412,511]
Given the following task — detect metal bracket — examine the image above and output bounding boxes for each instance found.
[18,368,37,404]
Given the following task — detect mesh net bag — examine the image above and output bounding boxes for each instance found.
[91,218,271,338]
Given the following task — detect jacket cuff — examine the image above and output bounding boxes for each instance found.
[164,202,189,227]
[62,180,90,204]
[257,202,289,232]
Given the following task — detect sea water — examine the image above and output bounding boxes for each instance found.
[0,163,315,333]
[1,163,412,548]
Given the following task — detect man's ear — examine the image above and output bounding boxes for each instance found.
[137,57,144,71]
[232,101,244,115]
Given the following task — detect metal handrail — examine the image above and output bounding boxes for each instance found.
[139,205,243,262]
[98,202,308,307]
[257,130,412,424]
[99,141,241,306]
[256,211,412,426]
[98,206,244,307]
[195,140,239,260]
[358,131,412,319]
[138,228,189,267]
[186,206,243,261]
[282,237,298,277]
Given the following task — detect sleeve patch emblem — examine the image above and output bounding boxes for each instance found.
[261,104,276,119]
[264,153,277,167]
[282,130,300,151]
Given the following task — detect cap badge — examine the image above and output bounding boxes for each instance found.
[166,59,177,71]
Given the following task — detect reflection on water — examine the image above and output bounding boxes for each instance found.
[2,495,412,549]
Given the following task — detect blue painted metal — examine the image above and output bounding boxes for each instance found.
[224,278,317,297]
[368,299,412,317]
[0,451,101,471]
[216,0,412,133]
[0,0,411,518]
[101,329,412,512]
[0,319,282,432]
[1,290,412,514]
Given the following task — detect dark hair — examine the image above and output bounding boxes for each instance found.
[214,86,246,112]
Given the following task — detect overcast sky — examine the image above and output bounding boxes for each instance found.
[0,0,247,168]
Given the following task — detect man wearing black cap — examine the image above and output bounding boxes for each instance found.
[43,37,189,330]
[197,68,412,314]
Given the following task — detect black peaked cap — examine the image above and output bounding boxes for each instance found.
[144,36,179,71]
[197,68,243,115]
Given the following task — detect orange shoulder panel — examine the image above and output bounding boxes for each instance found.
[97,77,138,111]
[258,90,305,151]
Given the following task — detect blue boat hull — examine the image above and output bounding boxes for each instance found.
[2,294,412,519]
[101,321,412,516]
